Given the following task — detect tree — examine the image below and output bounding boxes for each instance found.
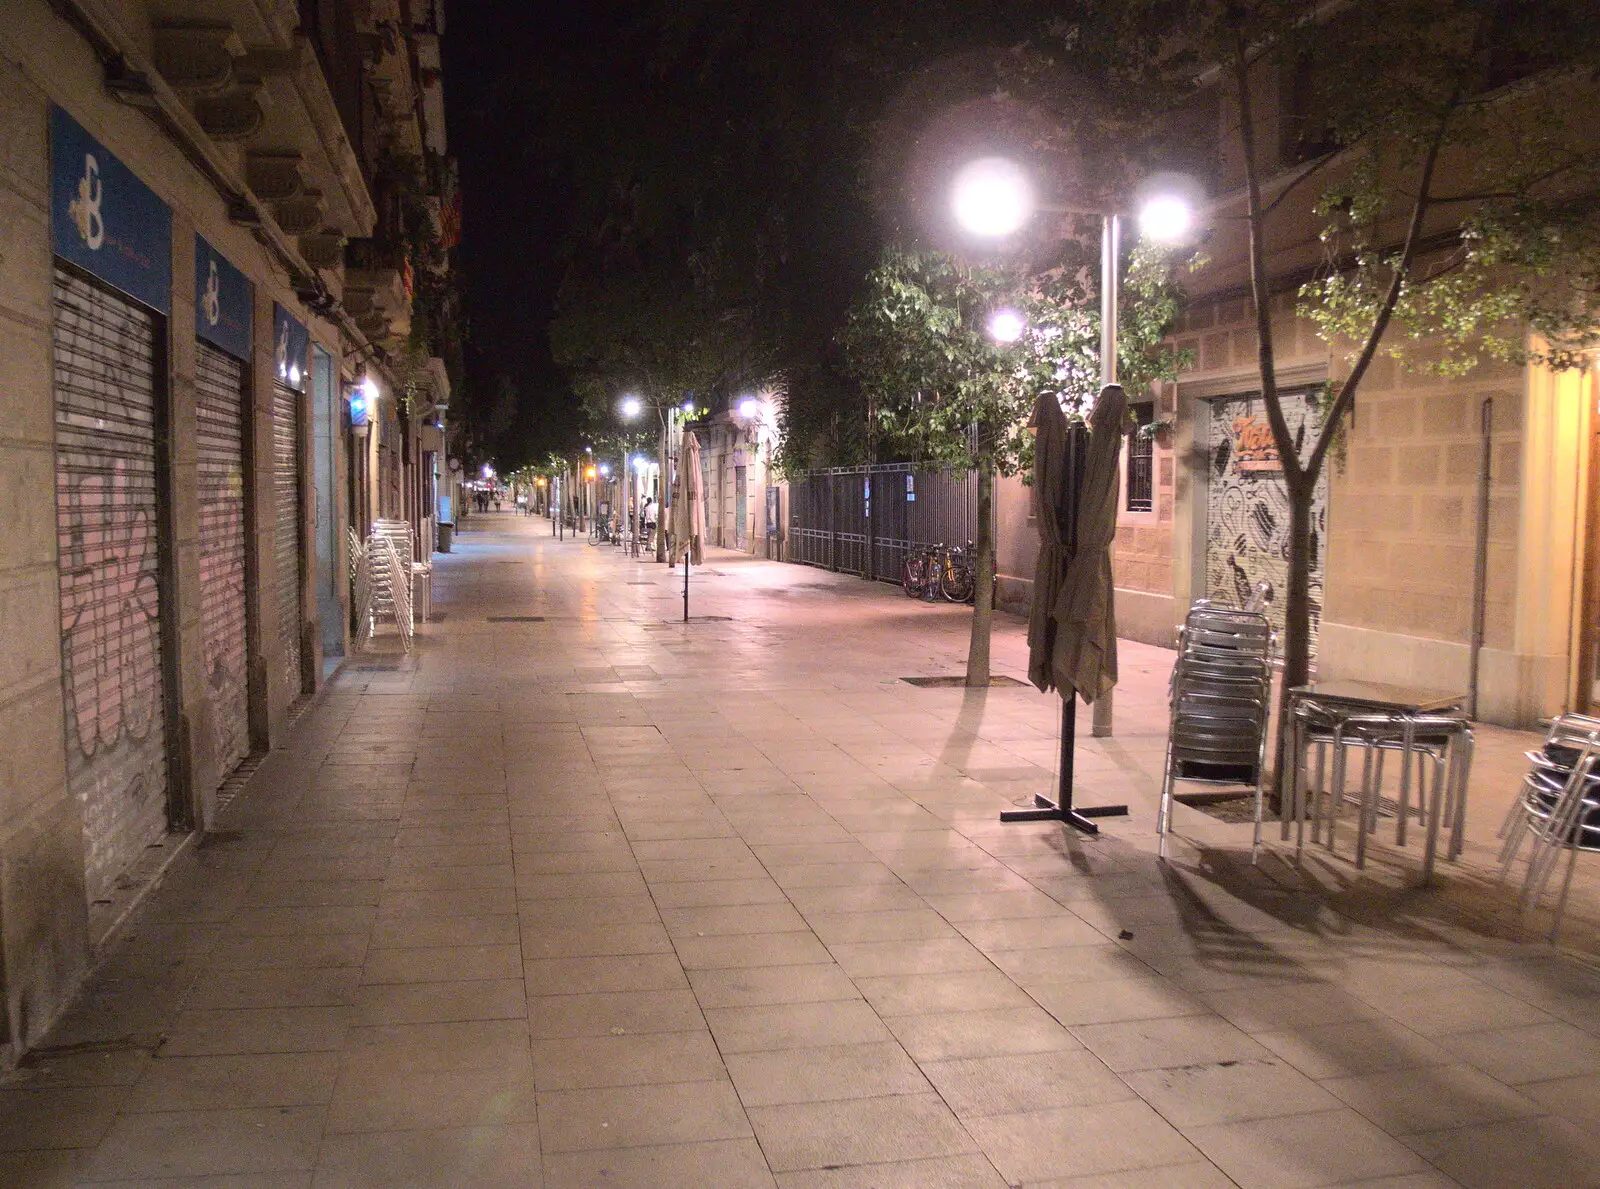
[1029,0,1600,750]
[845,243,1188,686]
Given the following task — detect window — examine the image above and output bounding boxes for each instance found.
[1279,50,1340,168]
[1126,402,1154,513]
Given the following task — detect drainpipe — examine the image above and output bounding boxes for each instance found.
[1468,397,1493,720]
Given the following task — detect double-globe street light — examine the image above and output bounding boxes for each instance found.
[951,157,1198,736]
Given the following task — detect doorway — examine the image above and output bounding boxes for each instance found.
[1202,390,1330,655]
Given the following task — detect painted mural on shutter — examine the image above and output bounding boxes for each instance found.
[1204,390,1330,655]
[51,265,170,903]
[196,342,251,775]
[273,383,305,699]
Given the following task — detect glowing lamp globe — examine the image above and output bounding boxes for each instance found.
[987,309,1026,343]
[1138,194,1193,243]
[951,157,1034,238]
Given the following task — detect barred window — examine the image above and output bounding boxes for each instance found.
[1126,402,1154,513]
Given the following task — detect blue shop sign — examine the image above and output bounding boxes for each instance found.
[272,303,309,392]
[50,106,171,314]
[195,235,253,360]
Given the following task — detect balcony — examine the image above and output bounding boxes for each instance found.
[344,238,412,344]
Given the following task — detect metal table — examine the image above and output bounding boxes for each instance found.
[1288,680,1466,716]
[1285,681,1469,879]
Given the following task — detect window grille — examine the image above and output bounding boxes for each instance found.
[1126,402,1154,513]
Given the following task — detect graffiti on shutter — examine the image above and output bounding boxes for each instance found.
[196,342,250,775]
[1204,390,1329,654]
[51,266,169,903]
[273,383,304,698]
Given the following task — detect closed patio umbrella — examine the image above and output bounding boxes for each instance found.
[1007,384,1129,834]
[1027,390,1072,695]
[671,430,705,566]
[1055,382,1127,700]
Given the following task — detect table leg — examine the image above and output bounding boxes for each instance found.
[1421,747,1447,883]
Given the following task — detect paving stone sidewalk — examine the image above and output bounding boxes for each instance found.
[5,511,1600,1188]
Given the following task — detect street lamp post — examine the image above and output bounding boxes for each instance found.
[619,397,642,557]
[952,162,1195,739]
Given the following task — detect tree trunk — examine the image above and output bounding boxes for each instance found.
[965,461,994,687]
[656,420,669,563]
[1273,478,1317,795]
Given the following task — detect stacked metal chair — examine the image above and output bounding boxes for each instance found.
[358,520,415,653]
[372,517,431,627]
[1158,603,1275,860]
[1499,712,1600,939]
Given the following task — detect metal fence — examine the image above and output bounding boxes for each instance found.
[787,464,976,583]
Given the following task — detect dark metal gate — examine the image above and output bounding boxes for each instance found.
[787,464,976,582]
[272,382,305,699]
[196,342,250,776]
[51,265,171,903]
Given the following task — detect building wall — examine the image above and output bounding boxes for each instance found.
[0,49,91,1051]
[696,415,774,556]
[994,381,1179,645]
[987,268,1581,729]
[0,0,378,1053]
[1162,291,1578,727]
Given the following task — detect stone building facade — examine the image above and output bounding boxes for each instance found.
[993,50,1598,732]
[695,405,781,558]
[0,0,456,1054]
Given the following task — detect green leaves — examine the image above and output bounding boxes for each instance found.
[842,243,1189,478]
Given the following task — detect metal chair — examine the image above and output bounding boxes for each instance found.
[1159,604,1275,861]
[1499,713,1600,939]
[372,518,430,629]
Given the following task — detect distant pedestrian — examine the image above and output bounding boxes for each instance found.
[642,496,657,545]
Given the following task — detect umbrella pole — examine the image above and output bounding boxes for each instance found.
[1000,693,1128,834]
[683,551,690,622]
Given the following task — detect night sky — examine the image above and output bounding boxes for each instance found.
[443,0,585,464]
[442,0,1074,470]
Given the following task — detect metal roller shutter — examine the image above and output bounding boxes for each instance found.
[273,382,305,698]
[196,342,250,775]
[51,265,170,903]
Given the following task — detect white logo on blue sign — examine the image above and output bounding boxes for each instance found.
[68,154,104,250]
[203,260,221,326]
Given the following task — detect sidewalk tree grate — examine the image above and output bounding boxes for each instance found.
[1176,790,1280,824]
[902,675,1028,688]
[486,616,546,622]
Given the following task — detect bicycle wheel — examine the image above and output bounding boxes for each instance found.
[940,557,975,603]
[902,553,927,598]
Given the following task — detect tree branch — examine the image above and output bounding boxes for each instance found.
[1261,143,1357,218]
[1306,103,1454,480]
[1422,162,1576,207]
[1233,28,1303,490]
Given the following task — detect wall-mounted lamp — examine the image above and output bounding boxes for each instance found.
[348,375,377,428]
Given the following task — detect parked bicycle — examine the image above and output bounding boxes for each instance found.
[902,543,943,601]
[902,541,983,604]
[938,541,976,604]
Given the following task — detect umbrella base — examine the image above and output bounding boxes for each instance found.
[1001,797,1128,835]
